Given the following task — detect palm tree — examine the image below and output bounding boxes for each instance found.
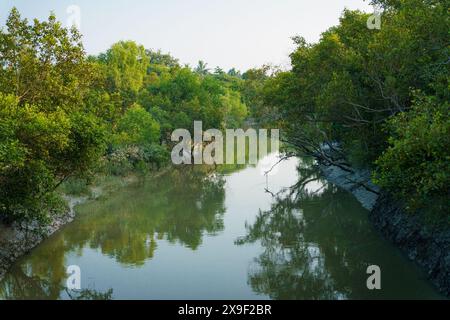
[195,60,209,75]
[214,66,225,75]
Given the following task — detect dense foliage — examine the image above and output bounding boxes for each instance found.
[252,0,449,218]
[374,94,449,214]
[0,8,248,224]
[1,1,448,224]
[0,9,106,223]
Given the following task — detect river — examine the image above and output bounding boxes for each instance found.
[0,154,442,299]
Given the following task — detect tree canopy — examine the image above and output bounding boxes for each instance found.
[251,0,449,218]
[0,8,249,224]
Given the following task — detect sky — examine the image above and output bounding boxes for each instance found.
[0,0,373,71]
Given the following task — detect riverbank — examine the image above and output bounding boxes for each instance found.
[318,162,450,298]
[0,196,85,280]
[0,172,148,281]
[319,164,379,211]
[370,193,450,297]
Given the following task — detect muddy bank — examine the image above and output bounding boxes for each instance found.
[319,164,379,211]
[319,162,450,297]
[0,170,169,282]
[370,192,450,297]
[0,196,87,280]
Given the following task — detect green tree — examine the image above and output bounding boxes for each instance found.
[0,8,96,109]
[115,104,160,146]
[194,60,210,75]
[374,94,450,216]
[256,0,449,217]
[221,89,248,127]
[0,9,106,223]
[99,40,149,93]
[0,94,105,223]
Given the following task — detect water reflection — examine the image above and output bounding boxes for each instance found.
[71,166,226,263]
[237,161,442,300]
[0,157,442,300]
[0,166,227,299]
[66,288,113,300]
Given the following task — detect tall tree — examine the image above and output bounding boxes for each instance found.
[194,60,210,75]
[0,9,106,223]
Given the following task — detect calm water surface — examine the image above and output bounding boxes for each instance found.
[0,155,443,299]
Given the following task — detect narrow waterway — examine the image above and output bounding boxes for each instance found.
[0,155,442,299]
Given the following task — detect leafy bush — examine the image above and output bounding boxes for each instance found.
[374,94,450,216]
[141,144,170,169]
[59,178,92,197]
[0,93,106,223]
[115,104,160,146]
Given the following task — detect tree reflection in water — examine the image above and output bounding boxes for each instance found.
[0,266,113,300]
[69,166,226,265]
[1,159,439,299]
[237,161,385,300]
[0,166,226,299]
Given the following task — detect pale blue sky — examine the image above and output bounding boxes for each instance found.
[0,0,373,71]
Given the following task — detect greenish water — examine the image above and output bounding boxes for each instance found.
[0,155,443,299]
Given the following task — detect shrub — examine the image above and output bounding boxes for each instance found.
[374,94,450,218]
